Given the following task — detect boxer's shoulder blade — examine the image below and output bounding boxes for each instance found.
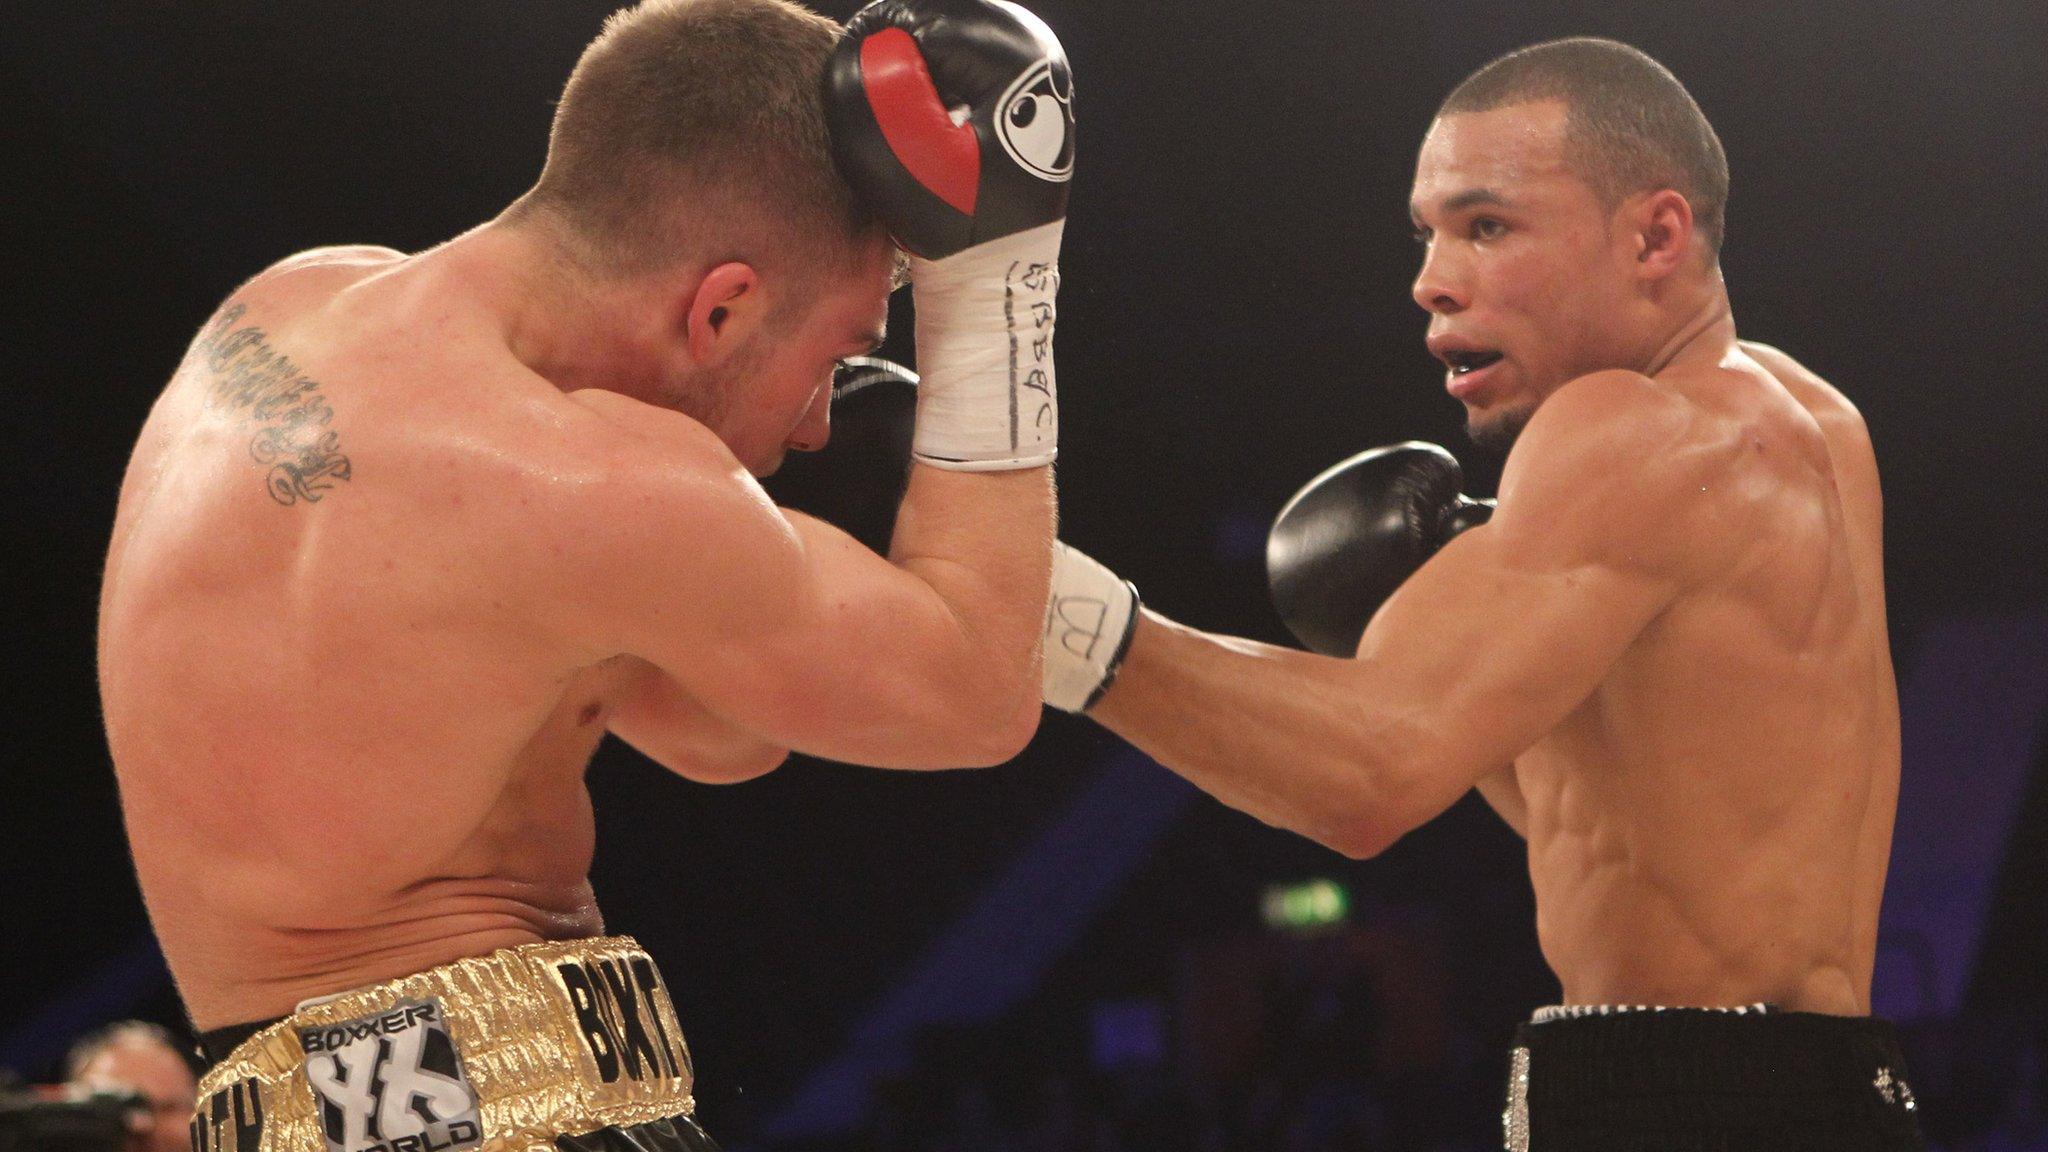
[1734,341,1886,606]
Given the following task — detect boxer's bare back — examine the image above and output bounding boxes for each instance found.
[101,236,1047,1030]
[104,250,618,1030]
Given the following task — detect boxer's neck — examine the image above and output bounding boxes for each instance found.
[1582,259,1732,384]
[1641,271,1735,380]
[447,219,693,408]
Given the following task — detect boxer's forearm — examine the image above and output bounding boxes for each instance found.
[1090,609,1422,858]
[883,461,1056,755]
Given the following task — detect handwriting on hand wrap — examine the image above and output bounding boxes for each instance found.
[1004,260,1059,450]
[196,303,355,506]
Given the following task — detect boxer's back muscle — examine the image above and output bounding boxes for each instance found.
[102,250,623,1028]
[1517,346,1897,1014]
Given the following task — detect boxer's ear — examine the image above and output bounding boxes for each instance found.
[1631,189,1695,281]
[684,261,764,364]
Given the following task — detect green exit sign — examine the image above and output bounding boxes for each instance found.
[1261,878,1350,931]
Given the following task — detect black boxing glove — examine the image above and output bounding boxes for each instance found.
[1265,442,1496,657]
[830,354,920,401]
[825,0,1073,259]
[825,0,1073,470]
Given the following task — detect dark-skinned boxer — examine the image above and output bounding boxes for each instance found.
[99,2,1073,1151]
[1043,38,1920,1152]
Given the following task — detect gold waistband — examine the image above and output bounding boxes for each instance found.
[192,937,695,1152]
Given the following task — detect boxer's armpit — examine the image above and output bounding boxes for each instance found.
[194,300,355,507]
[607,660,790,785]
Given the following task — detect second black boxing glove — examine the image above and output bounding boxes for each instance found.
[1265,442,1496,657]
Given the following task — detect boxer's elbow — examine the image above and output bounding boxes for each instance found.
[859,644,1040,769]
[994,684,1047,760]
[1313,733,1439,859]
[939,681,1042,767]
[1316,806,1411,861]
[930,629,1045,765]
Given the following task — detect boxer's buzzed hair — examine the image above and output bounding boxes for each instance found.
[1439,37,1729,260]
[519,0,877,281]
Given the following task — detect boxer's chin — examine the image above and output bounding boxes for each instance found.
[1466,403,1535,460]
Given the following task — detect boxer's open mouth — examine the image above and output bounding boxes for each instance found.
[1444,349,1504,375]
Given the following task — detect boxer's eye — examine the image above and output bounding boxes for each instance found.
[1470,217,1507,241]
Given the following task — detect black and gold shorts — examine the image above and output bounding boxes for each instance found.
[192,937,718,1152]
[1500,1005,1925,1152]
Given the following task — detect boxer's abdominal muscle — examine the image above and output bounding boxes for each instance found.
[1510,480,1888,1016]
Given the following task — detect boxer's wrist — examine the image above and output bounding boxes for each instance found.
[1043,540,1137,712]
[909,219,1062,470]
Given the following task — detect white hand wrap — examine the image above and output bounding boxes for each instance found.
[1043,541,1139,713]
[909,219,1062,470]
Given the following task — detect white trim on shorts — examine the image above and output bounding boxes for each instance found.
[1530,1002,1771,1024]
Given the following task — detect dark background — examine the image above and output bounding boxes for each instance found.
[6,1,2046,1149]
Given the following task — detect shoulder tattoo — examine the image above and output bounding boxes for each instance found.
[195,302,354,506]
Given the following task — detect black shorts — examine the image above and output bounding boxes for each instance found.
[1503,1007,1925,1152]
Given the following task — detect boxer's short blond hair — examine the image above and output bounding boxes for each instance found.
[520,0,878,281]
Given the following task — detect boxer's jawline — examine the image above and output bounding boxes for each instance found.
[196,300,356,507]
